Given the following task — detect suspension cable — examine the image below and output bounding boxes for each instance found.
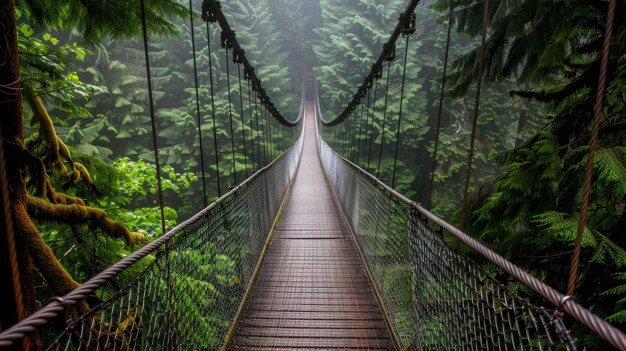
[201,0,296,127]
[223,33,237,186]
[140,0,174,344]
[427,5,454,210]
[347,110,354,158]
[360,88,371,167]
[459,0,490,231]
[391,34,411,189]
[140,0,165,235]
[352,107,358,160]
[205,22,221,198]
[247,78,255,169]
[258,95,266,166]
[376,60,393,179]
[263,108,269,165]
[235,58,249,179]
[268,111,274,161]
[189,0,207,208]
[356,96,366,165]
[319,0,421,126]
[253,87,261,168]
[568,0,617,297]
[367,76,379,171]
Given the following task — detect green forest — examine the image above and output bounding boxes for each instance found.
[0,0,624,349]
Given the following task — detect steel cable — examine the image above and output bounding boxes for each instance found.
[376,61,392,179]
[224,43,238,187]
[206,21,222,197]
[367,77,379,171]
[427,5,453,210]
[391,34,410,189]
[189,0,208,208]
[459,0,490,230]
[236,61,249,178]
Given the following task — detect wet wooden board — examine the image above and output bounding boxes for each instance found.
[229,101,394,350]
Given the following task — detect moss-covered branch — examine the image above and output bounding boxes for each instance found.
[26,195,145,246]
[13,200,80,295]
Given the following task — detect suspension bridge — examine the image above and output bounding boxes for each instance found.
[1,0,625,350]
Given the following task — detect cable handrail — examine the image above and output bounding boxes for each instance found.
[314,79,626,350]
[0,136,303,347]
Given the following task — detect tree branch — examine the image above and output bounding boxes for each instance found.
[26,195,145,246]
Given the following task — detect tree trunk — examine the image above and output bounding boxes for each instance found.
[0,1,39,349]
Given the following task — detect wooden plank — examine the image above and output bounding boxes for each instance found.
[232,336,393,349]
[235,326,391,339]
[237,318,390,330]
[242,304,384,313]
[229,104,394,350]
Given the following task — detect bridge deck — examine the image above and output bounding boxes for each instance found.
[230,101,394,350]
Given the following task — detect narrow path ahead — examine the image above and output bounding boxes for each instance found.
[230,99,394,350]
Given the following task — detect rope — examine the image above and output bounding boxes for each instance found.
[459,0,490,231]
[376,61,392,179]
[140,0,166,235]
[189,0,208,208]
[391,34,410,189]
[568,0,616,297]
[427,5,453,210]
[236,61,249,179]
[206,22,222,197]
[224,41,238,186]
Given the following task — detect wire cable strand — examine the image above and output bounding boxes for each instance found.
[459,0,490,231]
[189,0,208,208]
[427,5,454,210]
[391,34,411,189]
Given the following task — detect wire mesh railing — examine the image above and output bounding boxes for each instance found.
[0,119,303,350]
[315,87,626,350]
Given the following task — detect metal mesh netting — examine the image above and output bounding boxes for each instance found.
[39,127,303,350]
[316,117,575,350]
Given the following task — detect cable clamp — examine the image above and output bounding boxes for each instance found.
[221,30,235,49]
[201,0,220,23]
[244,66,255,80]
[399,11,416,35]
[233,48,245,64]
[384,43,396,61]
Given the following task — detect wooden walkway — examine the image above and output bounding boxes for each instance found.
[229,99,394,350]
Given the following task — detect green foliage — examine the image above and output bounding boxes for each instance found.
[17,0,188,42]
[435,0,626,346]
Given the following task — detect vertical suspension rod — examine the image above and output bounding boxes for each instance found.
[427,5,454,210]
[189,0,208,208]
[459,0,490,230]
